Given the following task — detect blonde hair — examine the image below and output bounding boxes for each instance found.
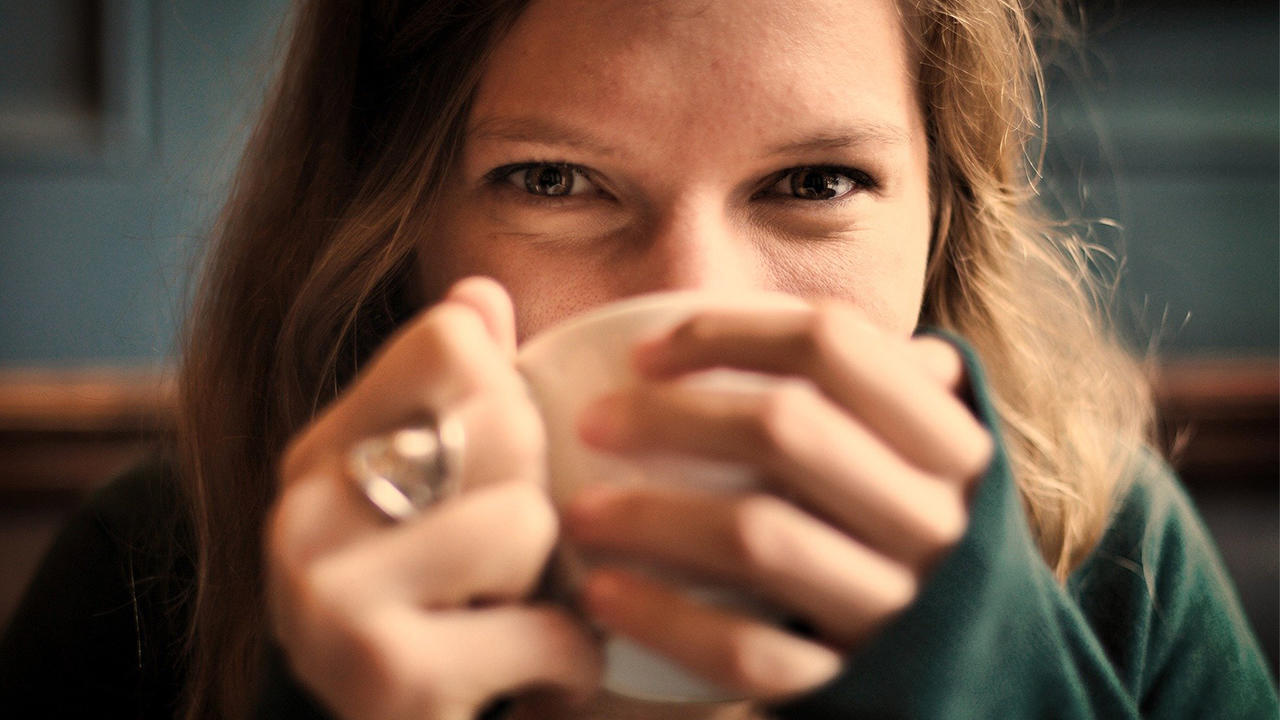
[907,0,1153,576]
[178,2,530,716]
[177,0,1152,716]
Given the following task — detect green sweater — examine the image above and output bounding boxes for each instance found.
[2,347,1276,718]
[771,343,1277,718]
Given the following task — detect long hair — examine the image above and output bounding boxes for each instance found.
[177,1,531,716]
[907,0,1153,576]
[177,0,1152,716]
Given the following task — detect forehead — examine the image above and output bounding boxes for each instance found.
[470,0,921,157]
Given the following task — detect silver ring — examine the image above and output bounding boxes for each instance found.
[347,416,465,521]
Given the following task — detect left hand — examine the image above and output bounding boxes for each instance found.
[563,300,993,700]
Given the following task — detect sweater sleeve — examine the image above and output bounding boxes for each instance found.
[1068,452,1277,718]
[770,338,1278,719]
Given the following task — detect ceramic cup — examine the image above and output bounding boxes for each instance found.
[516,290,809,702]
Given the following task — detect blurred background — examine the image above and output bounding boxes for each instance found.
[0,0,1276,676]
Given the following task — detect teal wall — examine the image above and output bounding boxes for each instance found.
[1042,2,1279,355]
[0,1,1275,367]
[0,0,288,366]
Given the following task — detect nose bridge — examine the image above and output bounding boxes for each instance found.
[639,198,757,293]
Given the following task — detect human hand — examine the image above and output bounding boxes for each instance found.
[266,277,601,720]
[565,300,992,700]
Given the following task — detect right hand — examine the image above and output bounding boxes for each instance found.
[266,277,602,720]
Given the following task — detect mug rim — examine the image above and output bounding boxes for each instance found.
[516,289,808,363]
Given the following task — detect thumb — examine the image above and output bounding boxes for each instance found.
[444,276,518,358]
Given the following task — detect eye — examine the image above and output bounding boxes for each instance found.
[766,167,873,201]
[494,163,598,197]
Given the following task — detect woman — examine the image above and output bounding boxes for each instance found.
[1,0,1274,718]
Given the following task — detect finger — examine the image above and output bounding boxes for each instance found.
[276,388,545,570]
[566,484,917,645]
[330,300,521,437]
[412,606,602,707]
[631,303,991,480]
[306,605,601,720]
[281,299,543,502]
[445,276,518,359]
[282,298,522,485]
[448,390,546,492]
[267,466,377,631]
[581,569,841,699]
[315,482,560,608]
[579,380,968,567]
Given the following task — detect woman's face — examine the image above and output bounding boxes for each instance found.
[420,0,932,340]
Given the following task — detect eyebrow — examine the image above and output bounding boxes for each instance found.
[468,115,911,157]
[764,123,911,156]
[468,116,621,157]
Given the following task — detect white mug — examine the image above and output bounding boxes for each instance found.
[516,290,809,702]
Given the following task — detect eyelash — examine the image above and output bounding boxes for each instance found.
[483,162,602,206]
[483,162,878,205]
[757,165,878,202]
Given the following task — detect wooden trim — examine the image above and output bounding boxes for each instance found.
[1153,357,1278,485]
[0,358,1274,498]
[1154,356,1278,413]
[0,368,174,433]
[0,368,174,500]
